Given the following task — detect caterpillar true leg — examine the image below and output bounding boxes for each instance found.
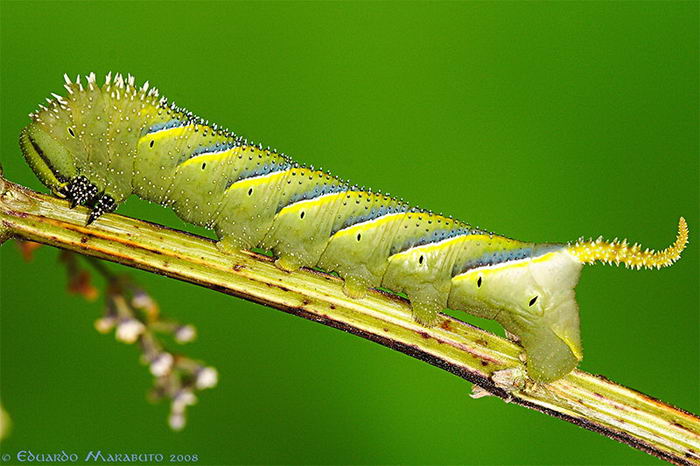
[87,194,117,225]
[64,175,98,208]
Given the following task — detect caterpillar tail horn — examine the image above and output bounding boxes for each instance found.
[567,217,688,269]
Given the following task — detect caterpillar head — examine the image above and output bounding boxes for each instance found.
[20,73,164,220]
[449,247,584,382]
[20,75,127,224]
[20,120,78,196]
[20,76,91,195]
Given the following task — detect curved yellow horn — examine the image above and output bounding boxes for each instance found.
[567,217,688,269]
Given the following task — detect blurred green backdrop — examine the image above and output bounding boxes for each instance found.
[0,1,697,464]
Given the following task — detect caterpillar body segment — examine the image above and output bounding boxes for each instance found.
[216,163,294,250]
[20,73,688,382]
[382,215,480,325]
[318,196,409,298]
[450,246,584,381]
[261,168,348,270]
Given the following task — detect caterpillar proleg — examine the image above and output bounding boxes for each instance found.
[19,73,688,382]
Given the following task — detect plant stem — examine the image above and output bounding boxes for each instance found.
[1,175,698,465]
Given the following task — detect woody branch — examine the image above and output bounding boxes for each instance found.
[0,174,698,465]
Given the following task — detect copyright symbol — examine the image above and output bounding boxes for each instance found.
[1,454,10,462]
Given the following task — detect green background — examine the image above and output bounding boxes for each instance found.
[1,1,697,464]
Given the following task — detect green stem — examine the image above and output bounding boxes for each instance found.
[1,175,698,465]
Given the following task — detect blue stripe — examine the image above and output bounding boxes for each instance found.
[452,243,563,276]
[391,225,480,256]
[189,141,238,158]
[277,183,347,213]
[143,119,188,135]
[225,161,293,189]
[331,204,409,236]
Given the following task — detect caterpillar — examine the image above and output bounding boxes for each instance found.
[19,72,688,382]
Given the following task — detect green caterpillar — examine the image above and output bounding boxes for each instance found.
[19,73,688,382]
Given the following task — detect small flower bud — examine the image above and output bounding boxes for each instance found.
[174,325,197,344]
[168,411,186,431]
[150,352,174,377]
[173,390,197,410]
[131,289,158,318]
[94,316,116,334]
[195,367,218,390]
[131,290,153,310]
[115,318,145,343]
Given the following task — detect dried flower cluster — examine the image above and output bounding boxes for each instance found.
[21,242,218,430]
[96,276,218,430]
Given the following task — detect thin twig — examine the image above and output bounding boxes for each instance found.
[84,254,118,281]
[1,175,698,465]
